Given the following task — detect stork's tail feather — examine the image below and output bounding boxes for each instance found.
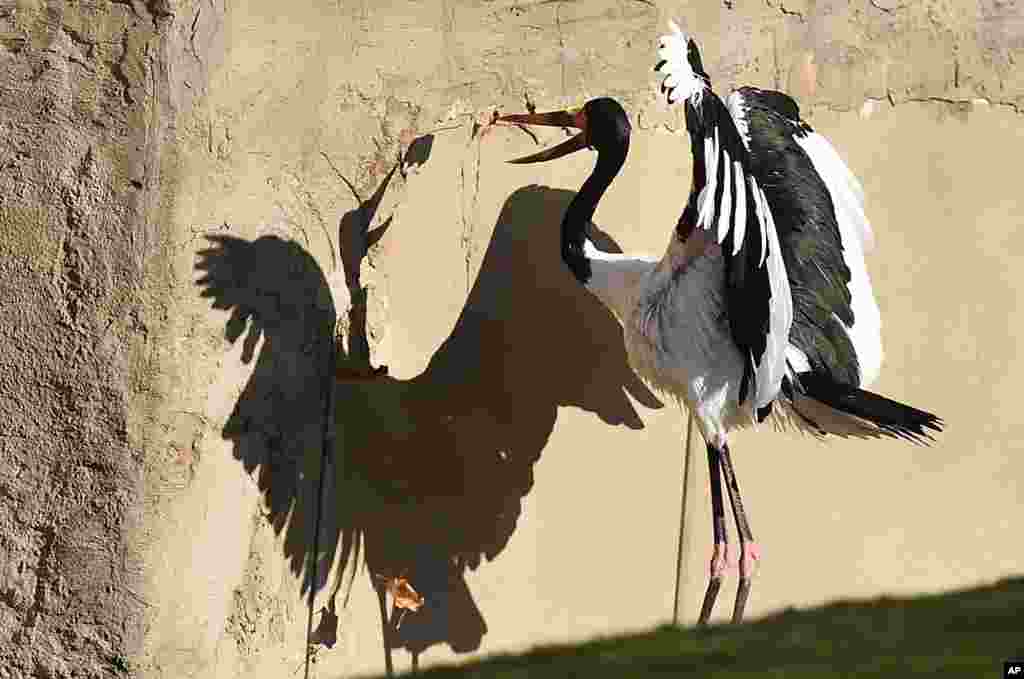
[787,372,944,445]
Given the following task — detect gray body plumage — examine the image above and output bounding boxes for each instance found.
[585,231,763,447]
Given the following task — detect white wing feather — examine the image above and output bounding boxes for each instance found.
[796,132,875,253]
[732,161,747,255]
[716,148,732,243]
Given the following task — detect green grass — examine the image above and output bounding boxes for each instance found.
[381,577,1024,678]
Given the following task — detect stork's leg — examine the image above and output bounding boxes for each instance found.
[719,444,760,624]
[697,443,729,626]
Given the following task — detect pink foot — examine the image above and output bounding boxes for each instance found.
[709,542,730,578]
[739,542,762,579]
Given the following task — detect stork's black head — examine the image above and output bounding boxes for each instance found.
[495,97,631,164]
[584,97,631,156]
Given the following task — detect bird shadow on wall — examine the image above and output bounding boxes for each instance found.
[192,135,437,606]
[195,171,663,672]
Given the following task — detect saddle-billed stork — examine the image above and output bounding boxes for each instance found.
[494,20,943,624]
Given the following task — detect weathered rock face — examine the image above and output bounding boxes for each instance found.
[1,0,1022,678]
[0,0,182,676]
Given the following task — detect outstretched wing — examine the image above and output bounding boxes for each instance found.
[655,21,793,418]
[727,86,875,388]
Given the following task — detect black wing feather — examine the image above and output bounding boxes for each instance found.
[681,96,772,406]
[734,86,860,387]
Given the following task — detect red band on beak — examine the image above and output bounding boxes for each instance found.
[573,109,587,131]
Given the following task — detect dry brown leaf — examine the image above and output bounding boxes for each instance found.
[385,576,425,612]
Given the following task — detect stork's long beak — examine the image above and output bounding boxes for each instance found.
[496,108,589,164]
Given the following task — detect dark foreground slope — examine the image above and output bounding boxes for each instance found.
[372,577,1024,678]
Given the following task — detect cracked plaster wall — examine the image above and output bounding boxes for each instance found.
[0,0,1022,678]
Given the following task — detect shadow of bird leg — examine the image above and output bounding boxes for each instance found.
[310,563,348,649]
[411,650,419,673]
[310,603,339,649]
[698,441,729,626]
[375,581,395,677]
[720,444,759,624]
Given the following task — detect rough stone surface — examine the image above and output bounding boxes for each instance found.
[1,0,181,676]
[1,0,1022,678]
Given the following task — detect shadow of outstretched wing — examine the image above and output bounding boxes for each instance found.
[195,234,337,591]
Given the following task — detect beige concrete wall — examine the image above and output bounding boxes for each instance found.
[2,0,1022,677]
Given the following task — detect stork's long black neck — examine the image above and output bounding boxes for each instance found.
[561,146,627,284]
